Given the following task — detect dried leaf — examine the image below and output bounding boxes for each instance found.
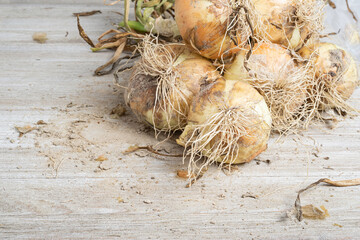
[123,145,140,154]
[177,170,195,179]
[333,223,343,228]
[95,155,108,161]
[302,205,329,220]
[32,32,48,43]
[36,120,47,125]
[117,197,124,203]
[94,38,126,75]
[15,125,36,137]
[327,0,336,9]
[73,10,101,17]
[241,193,259,199]
[123,145,182,157]
[295,178,360,221]
[76,15,95,47]
[345,0,358,22]
[323,178,360,187]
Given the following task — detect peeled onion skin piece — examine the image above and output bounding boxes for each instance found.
[125,52,219,131]
[175,0,242,60]
[177,78,271,165]
[299,42,359,109]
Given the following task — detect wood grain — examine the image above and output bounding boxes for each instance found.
[0,2,360,239]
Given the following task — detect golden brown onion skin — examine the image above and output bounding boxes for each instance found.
[175,0,241,60]
[299,42,359,108]
[125,50,219,131]
[178,78,271,164]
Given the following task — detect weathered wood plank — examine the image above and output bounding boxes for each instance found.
[0,1,360,239]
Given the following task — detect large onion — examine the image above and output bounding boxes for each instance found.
[175,0,247,60]
[249,0,324,50]
[177,78,271,174]
[125,39,219,131]
[225,42,312,132]
[299,42,359,111]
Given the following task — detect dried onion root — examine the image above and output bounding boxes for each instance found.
[177,78,272,176]
[299,42,359,113]
[225,42,314,133]
[244,0,325,50]
[125,37,219,132]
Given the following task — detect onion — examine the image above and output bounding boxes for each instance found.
[177,78,271,174]
[125,38,219,131]
[225,42,312,132]
[248,0,324,50]
[175,0,248,60]
[299,42,359,111]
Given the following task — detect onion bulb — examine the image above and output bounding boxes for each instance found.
[125,38,219,131]
[299,42,359,111]
[248,0,324,50]
[177,78,271,175]
[225,42,312,132]
[175,0,248,60]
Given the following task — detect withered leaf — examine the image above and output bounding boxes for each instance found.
[73,10,101,17]
[302,205,329,220]
[76,15,95,47]
[15,125,36,137]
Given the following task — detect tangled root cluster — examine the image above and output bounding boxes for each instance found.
[184,105,264,176]
[126,36,188,132]
[248,60,314,133]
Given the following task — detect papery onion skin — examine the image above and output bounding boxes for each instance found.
[177,78,271,164]
[125,46,219,131]
[299,42,359,109]
[175,0,242,60]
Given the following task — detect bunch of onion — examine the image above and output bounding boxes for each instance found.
[243,0,325,50]
[125,37,219,132]
[177,78,272,176]
[299,42,359,114]
[225,42,313,133]
[174,0,253,60]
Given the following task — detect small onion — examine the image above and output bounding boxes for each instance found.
[177,78,271,174]
[299,42,359,111]
[225,42,312,132]
[125,39,218,131]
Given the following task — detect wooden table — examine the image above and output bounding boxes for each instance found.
[1,1,359,239]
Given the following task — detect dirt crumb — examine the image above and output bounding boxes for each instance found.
[36,120,47,125]
[95,155,108,162]
[32,32,48,43]
[15,125,36,137]
[110,104,126,118]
